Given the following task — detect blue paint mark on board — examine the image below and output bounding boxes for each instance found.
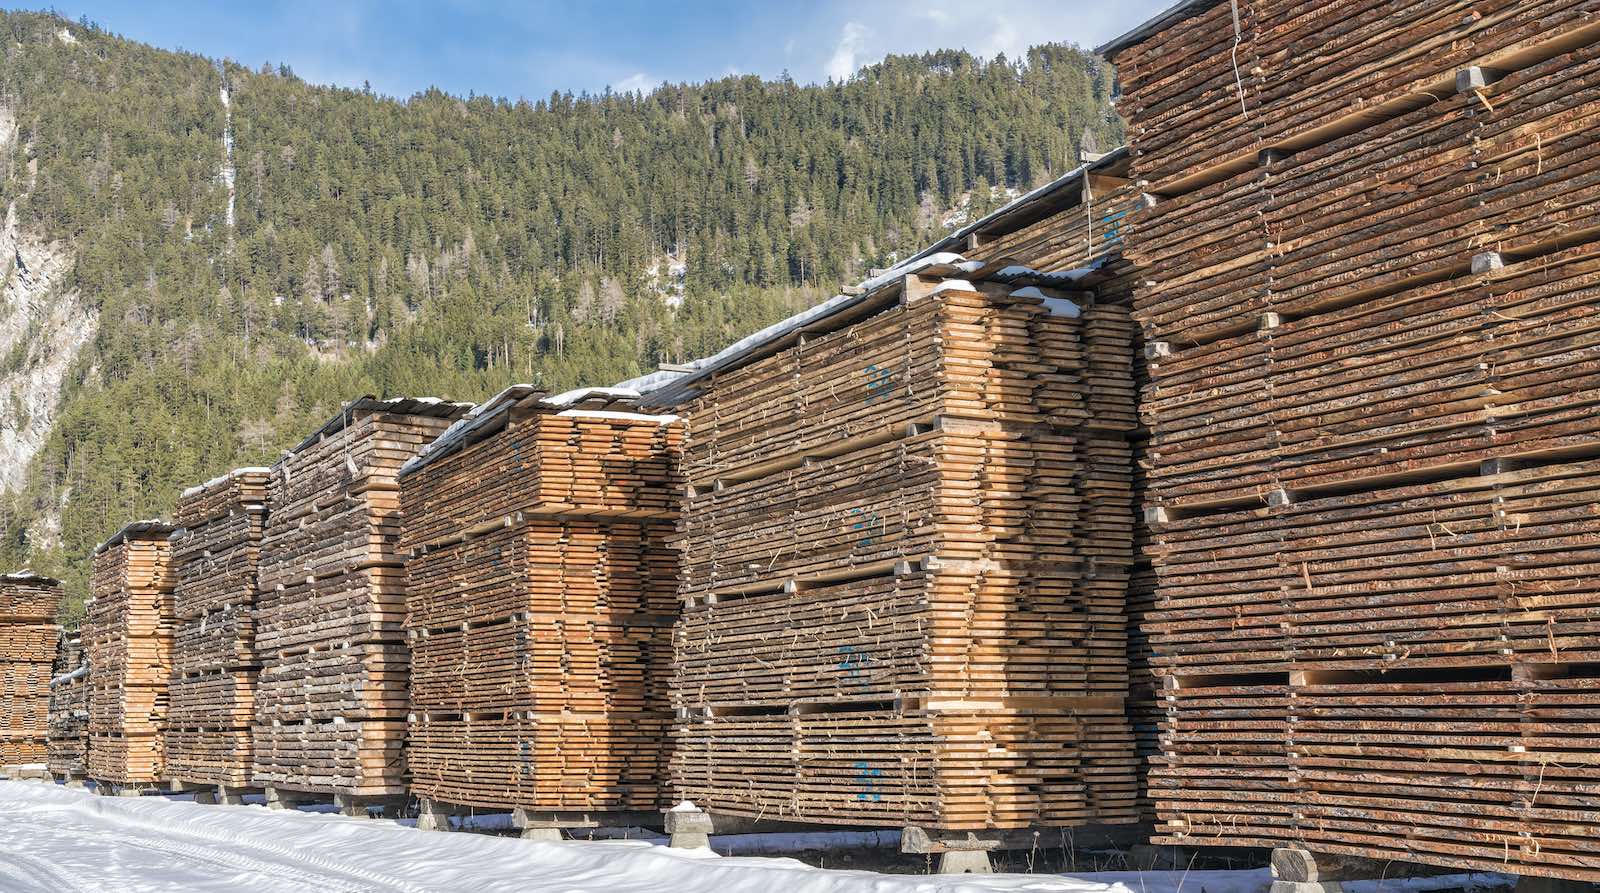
[863,364,893,403]
[854,761,884,801]
[838,645,871,685]
[848,507,880,546]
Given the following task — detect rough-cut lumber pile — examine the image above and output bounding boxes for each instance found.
[956,167,1161,823]
[1103,1,1600,881]
[252,397,468,796]
[166,468,269,787]
[0,572,61,767]
[659,268,1140,831]
[47,631,87,776]
[400,387,682,812]
[85,523,176,783]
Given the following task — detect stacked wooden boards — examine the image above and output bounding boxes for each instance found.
[951,156,1162,823]
[252,397,469,796]
[650,269,1141,831]
[86,523,177,783]
[166,468,269,787]
[0,573,61,767]
[47,631,88,776]
[1101,0,1600,881]
[399,387,682,813]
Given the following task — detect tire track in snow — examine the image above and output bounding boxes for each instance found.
[29,789,433,892]
[83,811,432,893]
[0,840,95,893]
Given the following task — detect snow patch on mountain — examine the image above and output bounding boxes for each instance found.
[219,71,236,230]
[940,185,1023,229]
[646,253,688,308]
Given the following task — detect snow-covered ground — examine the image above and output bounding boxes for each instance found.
[0,782,1514,893]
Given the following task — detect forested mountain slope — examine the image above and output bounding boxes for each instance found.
[0,11,1120,612]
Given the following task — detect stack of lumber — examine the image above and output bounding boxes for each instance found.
[658,266,1140,830]
[951,164,1158,818]
[0,573,61,766]
[47,631,88,776]
[85,523,176,783]
[1103,1,1600,881]
[400,387,682,812]
[252,397,469,796]
[166,468,269,787]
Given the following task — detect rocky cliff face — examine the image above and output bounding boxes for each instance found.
[0,102,97,528]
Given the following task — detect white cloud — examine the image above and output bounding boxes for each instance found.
[978,17,1022,60]
[825,21,869,82]
[615,72,653,94]
[803,0,1172,85]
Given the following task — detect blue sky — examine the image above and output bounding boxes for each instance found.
[47,1,1170,100]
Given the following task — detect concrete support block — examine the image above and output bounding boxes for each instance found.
[216,786,247,806]
[938,850,994,874]
[117,786,142,798]
[1270,848,1389,893]
[664,806,714,849]
[264,787,311,810]
[416,799,453,832]
[521,827,563,842]
[1271,882,1344,893]
[192,790,218,805]
[334,794,371,818]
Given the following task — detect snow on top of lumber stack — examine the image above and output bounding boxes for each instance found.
[0,570,61,586]
[399,384,678,479]
[286,395,475,457]
[50,664,87,686]
[93,519,178,554]
[626,252,1102,408]
[179,466,272,500]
